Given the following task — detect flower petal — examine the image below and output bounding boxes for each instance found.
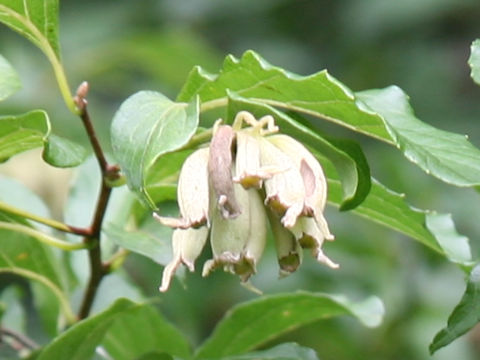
[159,226,209,292]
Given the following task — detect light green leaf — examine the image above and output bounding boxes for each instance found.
[430,264,480,354]
[227,94,371,210]
[356,86,480,187]
[220,343,319,360]
[0,54,21,101]
[37,299,191,360]
[0,0,60,57]
[0,110,50,162]
[0,110,87,168]
[101,302,191,360]
[468,39,480,85]
[179,50,390,141]
[42,134,88,168]
[195,292,383,359]
[111,91,199,208]
[104,222,172,265]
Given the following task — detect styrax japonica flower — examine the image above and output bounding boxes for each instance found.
[154,111,337,292]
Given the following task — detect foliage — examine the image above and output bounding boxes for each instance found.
[0,1,480,359]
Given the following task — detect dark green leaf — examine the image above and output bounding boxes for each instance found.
[135,353,174,360]
[468,39,480,85]
[0,54,21,101]
[43,134,88,168]
[0,110,49,162]
[37,299,191,360]
[101,302,191,360]
[111,91,199,208]
[178,51,390,141]
[195,292,383,359]
[430,264,480,354]
[227,94,371,210]
[0,0,60,57]
[357,86,480,187]
[220,343,319,360]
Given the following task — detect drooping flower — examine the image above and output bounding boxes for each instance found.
[155,111,337,292]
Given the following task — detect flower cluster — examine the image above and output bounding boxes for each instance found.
[154,111,337,292]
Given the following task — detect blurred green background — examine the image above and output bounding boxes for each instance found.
[2,0,480,359]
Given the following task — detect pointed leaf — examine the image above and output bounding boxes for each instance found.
[430,264,480,354]
[178,50,390,141]
[0,110,50,162]
[468,39,480,85]
[356,86,480,187]
[227,94,371,210]
[43,134,88,168]
[0,0,60,57]
[111,91,199,208]
[317,149,473,268]
[101,301,191,360]
[195,292,383,359]
[38,299,191,360]
[0,54,21,101]
[220,343,319,360]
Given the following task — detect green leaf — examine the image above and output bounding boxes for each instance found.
[37,299,191,360]
[324,164,473,268]
[220,343,319,360]
[0,224,74,323]
[42,134,88,168]
[0,110,50,162]
[104,222,173,265]
[227,94,371,210]
[178,51,390,141]
[181,50,480,187]
[356,86,480,187]
[111,91,199,208]
[0,54,21,101]
[195,292,383,359]
[429,264,480,354]
[0,0,60,57]
[468,39,480,85]
[101,302,191,360]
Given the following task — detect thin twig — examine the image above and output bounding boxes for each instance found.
[74,82,120,320]
[0,200,91,237]
[0,327,39,351]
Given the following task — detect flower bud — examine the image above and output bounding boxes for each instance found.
[267,209,302,277]
[154,148,210,228]
[202,183,267,282]
[159,226,209,292]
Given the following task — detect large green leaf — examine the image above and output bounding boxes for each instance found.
[0,0,60,57]
[468,39,480,85]
[227,94,371,210]
[0,54,21,101]
[178,50,390,141]
[195,292,383,359]
[220,343,319,360]
[111,91,199,208]
[429,264,480,354]
[319,150,473,268]
[101,301,191,360]
[179,50,480,187]
[37,299,191,360]
[356,86,480,187]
